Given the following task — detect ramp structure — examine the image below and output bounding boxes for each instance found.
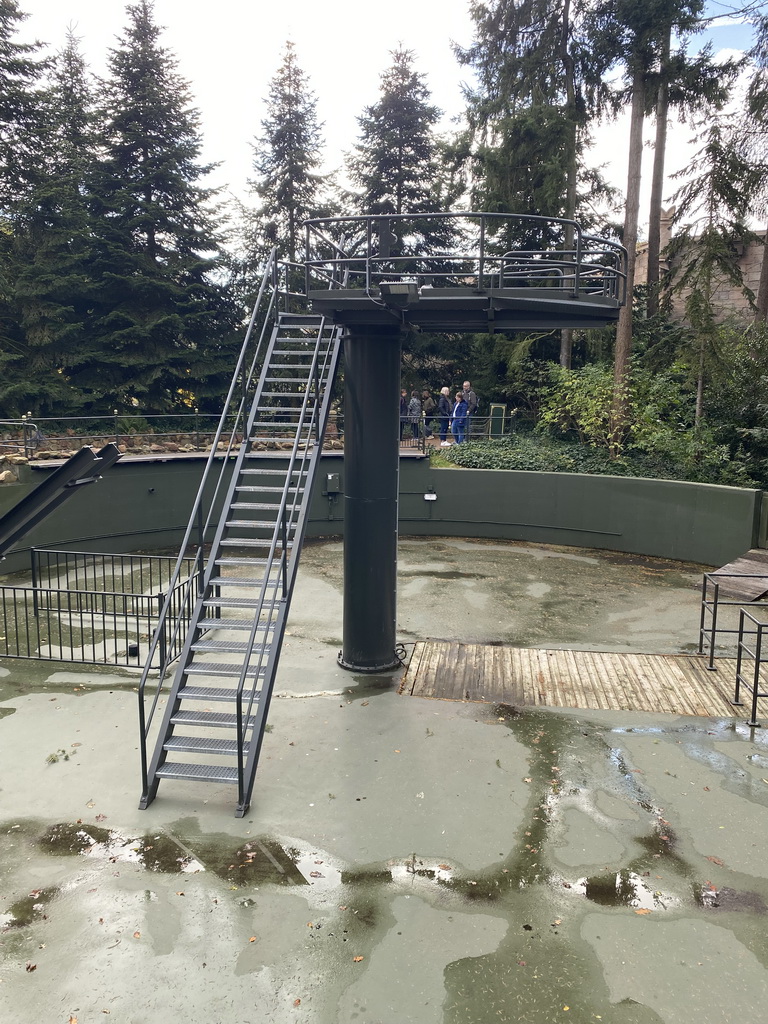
[0,443,122,560]
[138,213,627,815]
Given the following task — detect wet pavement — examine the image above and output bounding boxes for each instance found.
[2,537,768,1023]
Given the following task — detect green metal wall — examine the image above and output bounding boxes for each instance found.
[0,454,760,574]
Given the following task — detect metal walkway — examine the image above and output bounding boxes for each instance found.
[139,256,342,816]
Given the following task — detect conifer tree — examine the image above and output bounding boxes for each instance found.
[349,47,447,217]
[249,41,324,268]
[11,28,97,412]
[668,117,760,425]
[0,0,49,413]
[76,0,235,412]
[458,0,613,365]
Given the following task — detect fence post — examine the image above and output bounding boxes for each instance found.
[157,591,167,673]
[194,407,200,448]
[113,409,119,447]
[30,547,39,618]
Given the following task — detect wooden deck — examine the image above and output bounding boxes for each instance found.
[399,641,746,719]
[711,548,768,601]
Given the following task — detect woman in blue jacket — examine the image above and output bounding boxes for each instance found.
[451,391,468,444]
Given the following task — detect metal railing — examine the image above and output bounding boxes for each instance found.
[137,248,284,779]
[698,572,768,669]
[0,554,200,668]
[304,212,627,305]
[734,607,768,726]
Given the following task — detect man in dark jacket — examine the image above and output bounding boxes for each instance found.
[462,381,478,435]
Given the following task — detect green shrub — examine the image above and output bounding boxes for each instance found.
[435,433,755,486]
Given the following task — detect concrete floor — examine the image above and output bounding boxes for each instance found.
[2,537,768,1023]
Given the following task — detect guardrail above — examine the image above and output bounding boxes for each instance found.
[303,211,627,332]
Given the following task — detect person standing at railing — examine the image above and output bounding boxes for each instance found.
[399,389,408,441]
[462,381,478,437]
[438,387,452,446]
[421,389,436,439]
[451,392,468,444]
[408,390,422,440]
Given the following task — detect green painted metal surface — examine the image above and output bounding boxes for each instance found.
[0,454,760,574]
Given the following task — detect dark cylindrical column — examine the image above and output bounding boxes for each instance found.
[339,324,402,672]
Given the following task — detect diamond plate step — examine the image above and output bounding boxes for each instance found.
[190,638,271,655]
[169,708,258,727]
[185,662,268,679]
[163,735,246,755]
[155,762,239,783]
[177,684,259,701]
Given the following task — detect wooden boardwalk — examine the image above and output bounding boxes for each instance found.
[399,641,746,719]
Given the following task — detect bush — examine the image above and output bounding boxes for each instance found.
[436,433,755,486]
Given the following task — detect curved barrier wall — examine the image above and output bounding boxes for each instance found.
[0,454,762,573]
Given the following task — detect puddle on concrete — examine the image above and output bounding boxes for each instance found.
[0,885,58,930]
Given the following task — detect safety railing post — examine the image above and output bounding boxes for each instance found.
[30,547,39,618]
[749,616,764,727]
[281,509,288,599]
[157,591,167,674]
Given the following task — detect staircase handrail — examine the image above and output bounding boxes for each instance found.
[231,320,339,800]
[138,249,280,777]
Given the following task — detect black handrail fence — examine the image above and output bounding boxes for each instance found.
[0,548,201,668]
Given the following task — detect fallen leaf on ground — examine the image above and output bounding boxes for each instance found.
[438,864,451,870]
[706,856,724,866]
[634,909,652,915]
[133,931,141,939]
[175,891,185,896]
[86,800,95,808]
[249,936,257,943]
[25,962,37,972]
[353,955,364,962]
[69,1017,77,1024]
[523,777,532,783]
[293,998,301,1007]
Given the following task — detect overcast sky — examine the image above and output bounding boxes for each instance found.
[16,0,757,231]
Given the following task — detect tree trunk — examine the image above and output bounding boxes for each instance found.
[560,0,576,369]
[756,225,768,322]
[646,30,670,319]
[695,334,705,430]
[612,67,646,449]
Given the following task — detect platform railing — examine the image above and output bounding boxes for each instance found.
[734,607,768,726]
[303,212,627,305]
[698,572,768,669]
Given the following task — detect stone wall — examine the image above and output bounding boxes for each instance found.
[636,209,765,320]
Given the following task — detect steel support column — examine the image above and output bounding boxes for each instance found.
[339,324,402,672]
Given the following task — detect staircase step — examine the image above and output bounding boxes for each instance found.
[203,595,274,609]
[155,763,239,783]
[190,638,271,655]
[209,574,283,587]
[230,501,287,511]
[163,735,247,755]
[170,708,258,726]
[225,519,296,530]
[213,556,276,567]
[198,617,273,630]
[185,662,268,679]
[219,537,294,549]
[177,684,260,701]
[235,486,303,493]
[261,391,309,398]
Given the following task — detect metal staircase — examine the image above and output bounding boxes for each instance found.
[138,254,343,816]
